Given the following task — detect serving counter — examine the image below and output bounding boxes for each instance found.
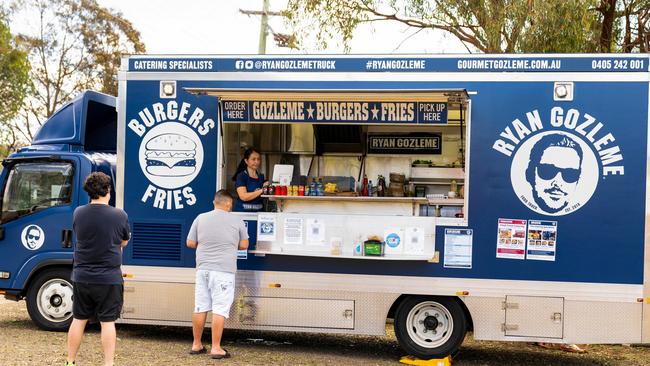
[263,195,464,215]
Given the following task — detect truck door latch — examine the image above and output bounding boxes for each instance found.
[61,230,73,248]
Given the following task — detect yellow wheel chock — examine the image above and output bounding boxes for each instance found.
[399,355,452,366]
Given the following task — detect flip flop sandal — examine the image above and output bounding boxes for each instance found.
[560,344,586,353]
[189,346,207,355]
[211,349,232,359]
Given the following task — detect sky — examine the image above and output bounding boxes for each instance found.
[94,0,469,55]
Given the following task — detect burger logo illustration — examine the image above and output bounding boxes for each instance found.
[145,133,197,177]
[129,100,216,210]
[139,122,204,190]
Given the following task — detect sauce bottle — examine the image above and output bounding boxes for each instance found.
[377,175,386,197]
[361,174,369,196]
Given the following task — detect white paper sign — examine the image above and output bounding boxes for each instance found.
[283,217,304,245]
[257,214,277,242]
[404,227,425,254]
[306,218,326,246]
[383,227,404,255]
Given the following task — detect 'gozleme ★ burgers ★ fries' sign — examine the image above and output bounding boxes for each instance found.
[128,101,216,210]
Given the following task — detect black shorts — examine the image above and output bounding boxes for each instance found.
[72,282,124,322]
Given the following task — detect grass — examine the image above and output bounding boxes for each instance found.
[0,300,648,365]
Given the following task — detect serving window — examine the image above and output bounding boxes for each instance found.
[189,90,472,260]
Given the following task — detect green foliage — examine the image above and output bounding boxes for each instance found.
[285,0,648,53]
[0,9,30,125]
[12,0,145,141]
[518,1,601,53]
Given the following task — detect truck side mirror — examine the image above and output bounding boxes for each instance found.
[61,229,72,248]
[0,226,4,241]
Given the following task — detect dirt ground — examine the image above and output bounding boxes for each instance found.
[0,299,649,366]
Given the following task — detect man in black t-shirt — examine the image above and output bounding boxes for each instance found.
[66,172,130,366]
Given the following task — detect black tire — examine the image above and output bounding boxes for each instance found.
[394,296,467,359]
[26,268,74,331]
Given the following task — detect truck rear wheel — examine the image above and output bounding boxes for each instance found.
[26,268,74,331]
[394,296,467,359]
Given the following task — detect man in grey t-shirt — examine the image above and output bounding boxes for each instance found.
[187,190,249,359]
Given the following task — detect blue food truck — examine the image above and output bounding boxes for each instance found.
[0,54,648,358]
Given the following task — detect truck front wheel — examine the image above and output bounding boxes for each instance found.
[394,296,467,359]
[26,268,74,331]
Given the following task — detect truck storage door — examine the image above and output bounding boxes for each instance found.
[0,157,80,322]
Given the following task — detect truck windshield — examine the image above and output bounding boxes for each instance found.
[1,162,74,223]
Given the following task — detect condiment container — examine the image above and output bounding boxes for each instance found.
[363,240,384,256]
[330,237,343,256]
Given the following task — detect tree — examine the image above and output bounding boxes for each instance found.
[284,0,648,53]
[0,6,30,151]
[12,0,145,141]
[617,0,649,52]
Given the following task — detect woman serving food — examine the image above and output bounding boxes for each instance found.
[232,147,268,212]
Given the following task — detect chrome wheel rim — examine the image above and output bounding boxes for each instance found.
[405,301,454,348]
[36,278,73,323]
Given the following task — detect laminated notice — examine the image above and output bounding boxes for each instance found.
[405,227,425,254]
[444,229,473,269]
[283,217,303,245]
[384,228,404,255]
[306,218,326,246]
[526,220,557,261]
[257,214,277,242]
[496,218,526,260]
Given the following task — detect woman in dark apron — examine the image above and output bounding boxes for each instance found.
[232,147,268,212]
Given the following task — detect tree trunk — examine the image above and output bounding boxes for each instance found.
[624,7,632,52]
[640,9,649,52]
[599,0,617,52]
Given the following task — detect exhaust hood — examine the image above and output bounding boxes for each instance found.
[314,125,363,155]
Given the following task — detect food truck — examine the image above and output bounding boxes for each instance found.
[0,54,649,359]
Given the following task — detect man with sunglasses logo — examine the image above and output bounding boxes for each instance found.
[525,133,583,214]
[21,225,45,250]
[26,228,41,249]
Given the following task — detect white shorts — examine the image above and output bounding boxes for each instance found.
[194,270,235,318]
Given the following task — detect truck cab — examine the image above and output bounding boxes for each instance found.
[0,91,117,330]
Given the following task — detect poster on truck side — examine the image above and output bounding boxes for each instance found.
[496,219,527,260]
[526,220,558,261]
[444,229,473,269]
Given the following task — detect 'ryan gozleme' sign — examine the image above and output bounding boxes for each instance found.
[221,100,448,124]
[368,134,442,155]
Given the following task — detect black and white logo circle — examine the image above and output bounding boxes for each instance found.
[510,131,599,216]
[138,122,204,189]
[21,224,45,250]
[260,222,274,234]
